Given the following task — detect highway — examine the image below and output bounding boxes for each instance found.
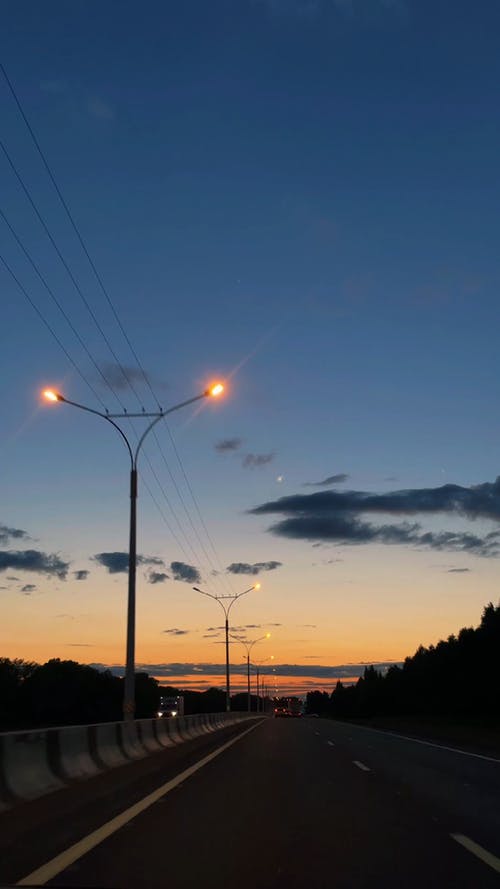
[1,716,500,887]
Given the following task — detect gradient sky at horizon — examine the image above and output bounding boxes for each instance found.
[1,0,500,695]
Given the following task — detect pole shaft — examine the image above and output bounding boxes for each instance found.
[124,468,137,721]
[256,667,260,713]
[247,653,251,712]
[225,617,230,712]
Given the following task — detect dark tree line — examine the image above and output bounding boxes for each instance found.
[0,659,160,731]
[0,660,263,731]
[306,602,500,722]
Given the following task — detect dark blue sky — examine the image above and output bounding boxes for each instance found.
[1,0,499,674]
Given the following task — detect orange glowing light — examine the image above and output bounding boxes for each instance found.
[254,582,261,590]
[266,633,271,639]
[43,389,60,402]
[209,383,224,397]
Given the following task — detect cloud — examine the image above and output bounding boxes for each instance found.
[147,570,170,584]
[21,584,36,594]
[162,628,189,636]
[447,568,471,573]
[226,560,282,575]
[215,438,243,453]
[93,552,164,574]
[73,570,89,581]
[249,479,500,557]
[243,453,274,469]
[66,643,94,647]
[98,362,163,392]
[90,661,401,679]
[0,524,29,545]
[87,97,115,121]
[203,633,221,638]
[304,474,349,487]
[0,550,69,578]
[297,624,317,628]
[170,561,201,584]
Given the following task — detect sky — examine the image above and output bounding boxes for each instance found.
[1,0,500,697]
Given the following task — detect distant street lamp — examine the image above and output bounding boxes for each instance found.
[193,583,260,712]
[231,632,271,712]
[253,655,274,713]
[43,383,224,721]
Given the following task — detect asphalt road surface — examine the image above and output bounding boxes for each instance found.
[2,716,500,888]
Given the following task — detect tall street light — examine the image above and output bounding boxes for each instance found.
[43,383,224,721]
[193,583,260,712]
[231,632,271,712]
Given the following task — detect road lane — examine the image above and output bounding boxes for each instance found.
[8,717,497,888]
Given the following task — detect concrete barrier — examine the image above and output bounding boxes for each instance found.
[1,729,64,802]
[0,713,260,811]
[91,722,128,768]
[58,725,102,781]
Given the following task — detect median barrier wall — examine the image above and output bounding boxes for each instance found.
[0,712,259,812]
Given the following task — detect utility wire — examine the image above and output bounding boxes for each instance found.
[1,62,230,593]
[0,251,107,408]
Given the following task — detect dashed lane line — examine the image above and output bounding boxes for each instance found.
[451,834,500,874]
[353,760,371,772]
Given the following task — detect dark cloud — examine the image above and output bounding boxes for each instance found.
[162,628,189,636]
[215,438,243,453]
[147,570,169,584]
[226,560,282,575]
[66,643,94,647]
[304,474,349,487]
[89,661,401,679]
[298,624,317,628]
[98,362,165,392]
[93,552,164,574]
[21,584,36,594]
[6,576,19,581]
[0,550,69,578]
[73,570,89,581]
[0,524,29,545]
[447,568,471,573]
[249,479,500,557]
[242,453,274,469]
[203,633,221,638]
[170,561,201,583]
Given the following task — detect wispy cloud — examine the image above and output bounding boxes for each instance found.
[93,552,164,574]
[21,583,36,594]
[0,550,69,578]
[147,570,169,584]
[97,362,166,392]
[215,438,243,453]
[226,560,282,575]
[0,524,29,545]
[243,453,274,469]
[447,568,471,573]
[73,570,89,581]
[304,474,349,487]
[250,478,500,557]
[170,561,201,584]
[87,97,115,121]
[162,628,190,636]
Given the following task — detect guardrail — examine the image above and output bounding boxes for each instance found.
[0,712,258,812]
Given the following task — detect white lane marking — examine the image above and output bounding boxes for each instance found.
[333,721,500,764]
[327,740,335,747]
[451,834,500,874]
[16,720,264,887]
[353,760,370,772]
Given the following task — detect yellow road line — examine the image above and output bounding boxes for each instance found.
[17,720,263,887]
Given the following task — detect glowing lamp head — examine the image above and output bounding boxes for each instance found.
[43,389,61,403]
[209,382,224,397]
[254,582,261,591]
[266,633,271,639]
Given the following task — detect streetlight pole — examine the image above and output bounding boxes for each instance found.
[193,584,260,712]
[253,655,274,714]
[230,633,271,712]
[43,383,224,721]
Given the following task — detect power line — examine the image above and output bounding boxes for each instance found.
[0,136,145,408]
[0,206,126,411]
[1,62,232,592]
[0,251,107,408]
[1,62,156,410]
